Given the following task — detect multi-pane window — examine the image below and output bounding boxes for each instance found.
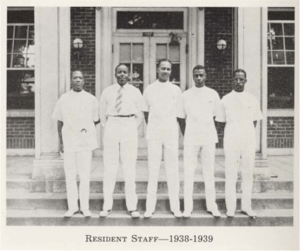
[267,8,294,109]
[7,8,35,109]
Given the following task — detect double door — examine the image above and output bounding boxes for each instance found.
[113,34,187,148]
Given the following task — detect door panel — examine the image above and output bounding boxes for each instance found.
[114,35,186,149]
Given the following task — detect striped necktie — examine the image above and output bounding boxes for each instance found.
[115,86,123,113]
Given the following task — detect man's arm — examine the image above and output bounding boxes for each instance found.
[144,112,149,124]
[177,117,186,136]
[57,120,64,152]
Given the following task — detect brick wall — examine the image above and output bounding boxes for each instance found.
[71,7,96,95]
[205,7,234,148]
[7,117,35,148]
[267,117,294,148]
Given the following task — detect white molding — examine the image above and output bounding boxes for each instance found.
[197,7,205,66]
[267,109,295,117]
[95,8,102,149]
[7,109,34,117]
[6,149,35,156]
[35,7,41,159]
[267,148,294,155]
[261,7,268,159]
[238,7,244,68]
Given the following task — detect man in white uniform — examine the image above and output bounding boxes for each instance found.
[143,59,182,218]
[216,69,263,218]
[99,64,145,219]
[52,70,100,218]
[178,65,221,218]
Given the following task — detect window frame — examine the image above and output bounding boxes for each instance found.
[7,7,35,116]
[266,7,295,114]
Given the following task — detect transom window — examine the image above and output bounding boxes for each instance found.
[267,7,294,109]
[117,11,184,30]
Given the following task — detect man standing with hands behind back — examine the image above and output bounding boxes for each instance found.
[178,65,221,218]
[52,70,100,218]
[216,69,262,218]
[142,59,182,218]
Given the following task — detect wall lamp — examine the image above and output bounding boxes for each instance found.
[217,39,227,51]
[73,38,84,61]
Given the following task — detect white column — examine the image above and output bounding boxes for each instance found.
[33,7,71,179]
[188,8,198,88]
[238,7,269,179]
[197,8,205,66]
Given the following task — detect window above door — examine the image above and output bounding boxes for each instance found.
[113,8,187,33]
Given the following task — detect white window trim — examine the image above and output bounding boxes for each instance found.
[7,109,35,117]
[267,109,294,117]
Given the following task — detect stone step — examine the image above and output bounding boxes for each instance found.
[7,192,293,211]
[7,178,294,194]
[6,209,293,226]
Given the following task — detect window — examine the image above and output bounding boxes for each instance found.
[267,7,294,109]
[7,8,35,110]
[117,11,184,30]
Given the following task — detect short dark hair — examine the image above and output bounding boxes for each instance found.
[193,65,206,74]
[233,69,247,79]
[72,70,84,79]
[157,58,172,68]
[115,63,129,73]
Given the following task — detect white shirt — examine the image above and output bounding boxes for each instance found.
[52,90,99,152]
[100,83,145,127]
[142,80,183,140]
[215,90,263,151]
[180,86,220,145]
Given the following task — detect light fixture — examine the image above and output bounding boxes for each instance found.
[73,38,83,49]
[169,32,181,45]
[73,38,84,61]
[217,39,227,50]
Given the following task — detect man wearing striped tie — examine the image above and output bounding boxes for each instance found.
[99,64,145,218]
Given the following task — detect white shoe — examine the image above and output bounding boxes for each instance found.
[82,210,92,217]
[172,211,182,218]
[99,210,111,218]
[129,211,140,219]
[144,211,153,219]
[183,211,192,218]
[241,209,257,218]
[208,209,221,218]
[226,210,235,218]
[64,209,78,218]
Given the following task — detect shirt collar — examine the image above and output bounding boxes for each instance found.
[192,85,206,92]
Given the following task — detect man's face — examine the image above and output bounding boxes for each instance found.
[232,72,247,92]
[71,71,84,92]
[115,65,129,86]
[193,69,206,88]
[157,61,172,82]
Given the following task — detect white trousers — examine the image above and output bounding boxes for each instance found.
[64,151,92,211]
[225,149,255,212]
[184,144,218,213]
[103,117,138,211]
[146,138,180,213]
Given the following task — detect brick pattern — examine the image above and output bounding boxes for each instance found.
[205,7,234,99]
[71,7,96,95]
[205,8,233,148]
[267,117,294,148]
[7,117,35,148]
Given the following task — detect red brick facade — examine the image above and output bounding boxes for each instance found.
[71,7,96,95]
[267,117,294,148]
[7,117,35,148]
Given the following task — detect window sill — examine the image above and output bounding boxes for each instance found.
[267,109,294,117]
[7,109,35,117]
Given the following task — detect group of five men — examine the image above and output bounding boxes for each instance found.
[52,59,262,220]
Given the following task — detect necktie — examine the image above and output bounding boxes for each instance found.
[115,86,123,113]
